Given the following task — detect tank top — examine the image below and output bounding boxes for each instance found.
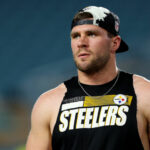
[52,71,144,150]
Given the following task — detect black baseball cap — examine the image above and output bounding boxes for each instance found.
[71,6,128,53]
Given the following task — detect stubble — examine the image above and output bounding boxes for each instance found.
[73,49,110,75]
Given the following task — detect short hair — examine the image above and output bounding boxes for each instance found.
[72,12,114,38]
[73,12,93,22]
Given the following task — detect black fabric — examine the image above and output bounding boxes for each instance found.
[71,19,93,29]
[52,71,144,150]
[96,13,119,36]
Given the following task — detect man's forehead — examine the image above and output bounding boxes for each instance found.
[71,24,103,33]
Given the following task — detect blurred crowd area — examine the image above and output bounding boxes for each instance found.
[0,0,150,149]
[0,90,28,150]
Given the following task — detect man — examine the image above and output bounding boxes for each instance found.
[26,6,150,150]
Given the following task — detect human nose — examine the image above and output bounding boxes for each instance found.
[77,35,89,48]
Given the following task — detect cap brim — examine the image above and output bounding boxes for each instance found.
[117,39,129,53]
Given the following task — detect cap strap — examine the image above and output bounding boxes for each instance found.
[71,19,93,29]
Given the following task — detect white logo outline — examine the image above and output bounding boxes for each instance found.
[113,94,127,105]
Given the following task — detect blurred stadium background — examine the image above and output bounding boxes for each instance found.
[0,0,149,149]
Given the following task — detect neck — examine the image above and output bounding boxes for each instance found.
[78,66,119,85]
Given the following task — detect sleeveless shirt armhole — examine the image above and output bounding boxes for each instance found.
[51,84,68,136]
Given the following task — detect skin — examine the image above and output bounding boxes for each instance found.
[26,24,150,150]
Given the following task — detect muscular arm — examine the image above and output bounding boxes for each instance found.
[144,81,150,148]
[26,84,66,150]
[26,94,52,150]
[134,75,150,150]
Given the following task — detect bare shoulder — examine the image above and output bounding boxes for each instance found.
[37,83,67,106]
[133,74,150,94]
[31,83,67,123]
[26,84,67,149]
[133,74,150,119]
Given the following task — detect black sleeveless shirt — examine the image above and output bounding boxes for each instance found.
[52,71,144,150]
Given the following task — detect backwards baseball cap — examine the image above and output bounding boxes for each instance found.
[71,6,128,53]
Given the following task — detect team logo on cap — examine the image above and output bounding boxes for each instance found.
[113,94,127,105]
[115,21,119,32]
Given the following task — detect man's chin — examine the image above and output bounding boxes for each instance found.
[76,64,96,74]
[76,62,106,75]
[76,63,90,71]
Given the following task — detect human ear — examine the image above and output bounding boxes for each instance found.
[111,36,121,53]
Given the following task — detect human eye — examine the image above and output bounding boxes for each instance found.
[71,33,80,39]
[87,31,97,37]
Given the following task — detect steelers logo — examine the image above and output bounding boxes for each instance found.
[113,94,127,105]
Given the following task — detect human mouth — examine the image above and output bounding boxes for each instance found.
[78,52,90,58]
